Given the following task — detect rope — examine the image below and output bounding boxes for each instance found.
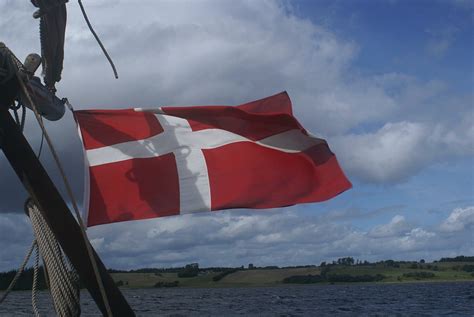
[31,243,40,317]
[37,131,45,158]
[1,42,114,316]
[35,114,45,158]
[0,205,82,317]
[0,42,24,73]
[77,0,119,79]
[20,103,26,131]
[0,240,36,304]
[27,200,81,317]
[14,66,114,317]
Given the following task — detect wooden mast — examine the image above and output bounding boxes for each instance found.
[0,68,134,316]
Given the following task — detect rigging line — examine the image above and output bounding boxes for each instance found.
[36,115,45,159]
[14,72,113,317]
[77,0,119,79]
[0,43,24,71]
[37,131,45,159]
[20,104,26,131]
[31,242,40,317]
[0,240,37,304]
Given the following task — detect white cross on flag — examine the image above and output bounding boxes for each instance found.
[75,92,351,227]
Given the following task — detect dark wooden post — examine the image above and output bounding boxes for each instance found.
[0,77,134,316]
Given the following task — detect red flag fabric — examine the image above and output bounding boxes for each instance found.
[75,92,351,227]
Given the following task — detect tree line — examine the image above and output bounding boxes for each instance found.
[0,268,47,291]
[2,255,473,290]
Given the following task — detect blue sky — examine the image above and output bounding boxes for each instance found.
[295,0,473,91]
[0,0,472,271]
[295,0,473,232]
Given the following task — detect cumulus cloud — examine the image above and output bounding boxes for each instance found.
[56,0,356,110]
[0,0,356,214]
[0,0,471,205]
[396,228,437,252]
[440,206,474,232]
[334,122,430,183]
[77,206,471,270]
[368,215,411,238]
[0,0,473,270]
[1,203,472,271]
[333,118,474,183]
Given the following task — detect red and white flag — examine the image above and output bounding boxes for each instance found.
[75,92,351,227]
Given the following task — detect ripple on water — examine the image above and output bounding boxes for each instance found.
[1,282,473,316]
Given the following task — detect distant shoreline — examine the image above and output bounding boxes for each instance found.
[2,256,473,291]
[109,259,474,289]
[112,278,474,289]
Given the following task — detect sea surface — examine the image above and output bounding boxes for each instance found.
[1,282,473,316]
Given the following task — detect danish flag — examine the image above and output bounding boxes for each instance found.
[75,92,351,227]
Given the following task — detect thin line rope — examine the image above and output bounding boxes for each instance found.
[0,44,81,316]
[14,72,113,317]
[37,131,45,158]
[77,0,118,79]
[36,115,45,158]
[0,240,36,304]
[20,104,26,131]
[0,43,23,70]
[31,243,40,317]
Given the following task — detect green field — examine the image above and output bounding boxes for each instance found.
[110,262,474,288]
[111,268,321,288]
[319,262,474,283]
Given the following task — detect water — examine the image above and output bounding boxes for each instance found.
[1,282,473,316]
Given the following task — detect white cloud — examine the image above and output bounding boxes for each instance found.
[77,206,472,270]
[333,118,474,183]
[0,0,473,271]
[1,204,472,271]
[52,0,357,110]
[0,0,472,189]
[368,215,411,238]
[334,122,429,183]
[440,206,474,232]
[396,228,437,251]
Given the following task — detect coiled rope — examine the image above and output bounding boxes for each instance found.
[0,201,82,317]
[15,63,114,317]
[27,200,81,317]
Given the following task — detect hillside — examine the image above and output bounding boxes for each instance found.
[110,260,474,289]
[2,257,473,291]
